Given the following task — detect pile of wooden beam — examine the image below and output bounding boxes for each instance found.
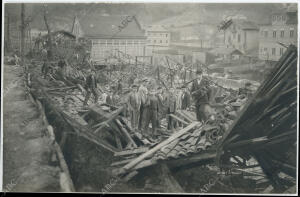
[217,45,297,193]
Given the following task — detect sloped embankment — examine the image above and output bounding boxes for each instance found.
[3,64,61,192]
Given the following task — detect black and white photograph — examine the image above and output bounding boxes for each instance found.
[1,0,298,194]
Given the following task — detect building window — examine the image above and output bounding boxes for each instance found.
[264,47,267,51]
[238,34,241,43]
[273,31,276,38]
[280,30,284,38]
[282,15,286,21]
[264,31,268,38]
[160,40,162,43]
[166,34,168,37]
[272,15,276,21]
[280,48,284,55]
[261,30,264,36]
[290,30,294,38]
[166,40,168,43]
[277,15,280,21]
[154,40,156,43]
[272,48,276,55]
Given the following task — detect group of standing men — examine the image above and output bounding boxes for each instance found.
[127,77,196,138]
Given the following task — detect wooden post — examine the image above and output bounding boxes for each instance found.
[6,13,11,53]
[20,4,25,69]
[43,5,53,60]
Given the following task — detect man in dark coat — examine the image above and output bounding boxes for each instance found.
[181,86,191,110]
[41,59,51,79]
[145,89,160,137]
[127,84,141,131]
[165,87,177,131]
[83,68,99,106]
[190,69,212,122]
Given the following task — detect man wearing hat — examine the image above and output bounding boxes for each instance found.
[181,85,191,110]
[41,58,51,79]
[191,69,212,122]
[138,78,149,130]
[145,88,160,137]
[239,82,253,98]
[127,83,141,131]
[83,68,99,106]
[156,86,165,128]
[165,87,177,131]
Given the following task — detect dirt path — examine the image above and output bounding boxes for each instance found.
[2,64,60,192]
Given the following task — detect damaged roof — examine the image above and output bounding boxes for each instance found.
[73,14,146,39]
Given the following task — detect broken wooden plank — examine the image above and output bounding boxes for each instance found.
[115,119,137,148]
[176,111,193,123]
[168,114,189,125]
[111,158,134,167]
[118,122,200,175]
[133,159,157,170]
[114,147,149,157]
[180,110,197,121]
[123,171,139,182]
[92,106,125,133]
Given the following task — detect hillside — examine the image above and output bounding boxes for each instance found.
[4,3,289,32]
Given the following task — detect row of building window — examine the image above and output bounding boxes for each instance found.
[148,39,168,44]
[92,40,145,45]
[228,34,241,43]
[261,29,294,38]
[261,47,285,56]
[148,33,169,37]
[272,15,287,22]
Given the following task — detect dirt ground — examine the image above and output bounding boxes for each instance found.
[2,64,60,192]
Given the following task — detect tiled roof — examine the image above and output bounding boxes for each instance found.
[76,14,146,39]
[209,47,243,55]
[147,25,169,32]
[232,19,259,30]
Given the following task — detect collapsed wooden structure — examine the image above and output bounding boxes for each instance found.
[217,45,297,193]
[26,44,297,193]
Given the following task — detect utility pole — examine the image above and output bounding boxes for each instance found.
[21,3,26,70]
[43,4,53,60]
[6,13,11,53]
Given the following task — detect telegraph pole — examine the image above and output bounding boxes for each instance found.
[20,3,26,70]
[6,13,11,53]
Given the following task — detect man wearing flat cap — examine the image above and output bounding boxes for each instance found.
[83,68,99,106]
[191,69,212,122]
[145,89,160,137]
[138,79,149,130]
[127,83,141,131]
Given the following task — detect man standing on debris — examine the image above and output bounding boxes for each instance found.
[57,57,67,81]
[41,58,51,79]
[156,86,165,129]
[127,84,141,131]
[165,87,177,131]
[83,68,99,106]
[239,82,253,98]
[191,69,212,122]
[138,78,149,130]
[146,89,160,138]
[116,79,123,95]
[181,85,191,110]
